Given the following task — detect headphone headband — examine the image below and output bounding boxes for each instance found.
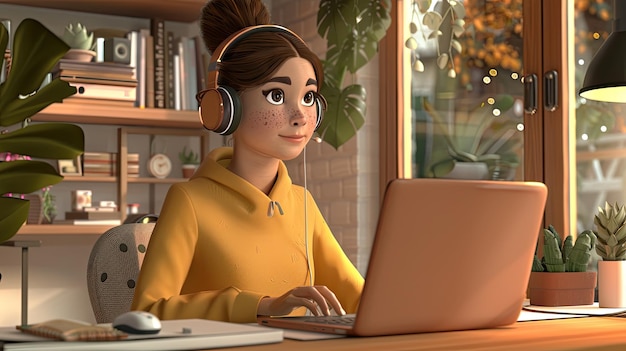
[207,25,302,89]
[197,24,325,135]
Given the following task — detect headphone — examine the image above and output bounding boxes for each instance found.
[196,24,325,135]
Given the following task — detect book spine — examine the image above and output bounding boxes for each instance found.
[194,35,207,92]
[151,18,166,108]
[173,54,182,111]
[185,37,198,110]
[141,29,155,108]
[176,37,188,110]
[165,31,175,109]
[69,82,136,101]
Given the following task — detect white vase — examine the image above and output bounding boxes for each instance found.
[598,260,626,307]
[441,162,489,180]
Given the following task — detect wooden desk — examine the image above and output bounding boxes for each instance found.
[208,317,626,351]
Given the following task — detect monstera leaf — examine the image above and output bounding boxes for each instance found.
[316,0,391,149]
[0,19,83,244]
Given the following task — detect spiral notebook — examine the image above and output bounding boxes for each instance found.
[258,178,548,336]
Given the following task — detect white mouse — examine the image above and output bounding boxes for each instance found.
[112,311,162,334]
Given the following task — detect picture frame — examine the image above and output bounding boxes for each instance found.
[58,156,82,176]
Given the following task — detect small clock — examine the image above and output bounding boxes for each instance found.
[147,153,172,179]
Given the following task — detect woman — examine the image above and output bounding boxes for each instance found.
[131,0,364,323]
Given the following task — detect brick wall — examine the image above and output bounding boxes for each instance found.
[270,0,380,273]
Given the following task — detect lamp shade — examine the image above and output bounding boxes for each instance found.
[579,1,626,103]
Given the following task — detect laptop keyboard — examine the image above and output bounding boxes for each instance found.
[303,315,356,326]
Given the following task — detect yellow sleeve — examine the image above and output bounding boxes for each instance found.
[311,198,364,313]
[131,184,265,323]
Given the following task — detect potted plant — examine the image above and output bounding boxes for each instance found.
[178,146,199,178]
[595,201,626,307]
[315,0,391,149]
[61,22,95,62]
[41,187,56,224]
[528,225,597,306]
[0,19,84,243]
[422,94,521,180]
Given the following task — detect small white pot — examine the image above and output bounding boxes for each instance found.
[598,260,626,308]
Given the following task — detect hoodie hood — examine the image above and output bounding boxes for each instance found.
[190,147,293,216]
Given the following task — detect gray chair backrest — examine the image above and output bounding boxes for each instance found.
[86,223,155,323]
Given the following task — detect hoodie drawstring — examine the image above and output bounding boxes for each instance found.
[267,201,284,217]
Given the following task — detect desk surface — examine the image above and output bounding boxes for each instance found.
[207,317,626,351]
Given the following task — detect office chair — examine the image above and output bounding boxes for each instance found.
[86,218,156,323]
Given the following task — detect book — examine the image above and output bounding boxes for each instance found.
[17,319,127,341]
[84,206,117,212]
[53,60,134,76]
[56,75,138,87]
[151,18,166,108]
[58,219,122,225]
[69,82,136,101]
[63,97,136,108]
[65,211,122,220]
[165,30,175,109]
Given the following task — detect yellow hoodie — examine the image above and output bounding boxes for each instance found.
[131,147,364,323]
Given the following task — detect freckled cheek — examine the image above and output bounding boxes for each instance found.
[247,110,290,129]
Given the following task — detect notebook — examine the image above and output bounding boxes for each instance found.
[258,178,548,336]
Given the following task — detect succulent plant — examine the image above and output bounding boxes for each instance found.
[61,22,94,50]
[532,225,596,272]
[594,202,626,261]
[178,146,199,165]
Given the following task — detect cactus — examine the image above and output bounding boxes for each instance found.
[594,202,626,261]
[533,225,596,272]
[61,22,93,50]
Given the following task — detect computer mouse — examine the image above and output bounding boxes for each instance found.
[112,311,162,334]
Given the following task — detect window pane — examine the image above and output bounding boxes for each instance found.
[402,0,525,180]
[574,1,623,232]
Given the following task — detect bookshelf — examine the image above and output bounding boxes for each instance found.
[0,0,205,23]
[4,0,214,236]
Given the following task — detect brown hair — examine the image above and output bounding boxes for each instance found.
[199,0,324,91]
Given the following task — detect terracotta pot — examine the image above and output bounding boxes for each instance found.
[598,260,626,308]
[182,164,198,178]
[528,271,597,306]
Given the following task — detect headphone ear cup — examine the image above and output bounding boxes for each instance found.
[198,86,242,135]
[314,97,324,130]
[216,86,242,135]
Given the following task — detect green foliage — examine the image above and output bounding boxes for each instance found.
[0,19,84,243]
[61,22,93,50]
[594,202,626,261]
[532,225,596,272]
[423,94,521,178]
[41,187,56,222]
[178,146,199,165]
[316,0,391,149]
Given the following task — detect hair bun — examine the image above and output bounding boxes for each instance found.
[200,0,271,54]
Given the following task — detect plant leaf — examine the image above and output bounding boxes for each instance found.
[0,123,84,159]
[318,83,366,149]
[0,19,71,118]
[0,160,63,195]
[0,20,8,57]
[356,0,392,42]
[0,197,29,244]
[317,0,355,53]
[423,11,443,31]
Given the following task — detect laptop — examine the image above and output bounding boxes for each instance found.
[258,178,548,336]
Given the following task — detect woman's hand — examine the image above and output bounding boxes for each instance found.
[257,285,346,317]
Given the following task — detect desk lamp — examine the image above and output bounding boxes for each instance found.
[579,0,626,103]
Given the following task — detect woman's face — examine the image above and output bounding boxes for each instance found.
[234,57,319,161]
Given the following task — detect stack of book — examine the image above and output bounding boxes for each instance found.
[63,210,122,226]
[82,152,140,177]
[53,59,137,107]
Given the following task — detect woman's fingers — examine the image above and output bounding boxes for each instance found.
[257,285,346,317]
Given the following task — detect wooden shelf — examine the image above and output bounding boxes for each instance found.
[33,103,203,129]
[63,176,190,183]
[17,224,115,235]
[0,0,205,22]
